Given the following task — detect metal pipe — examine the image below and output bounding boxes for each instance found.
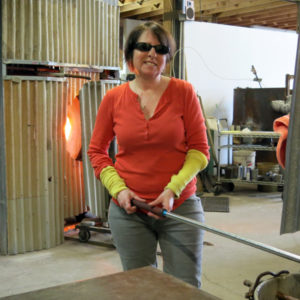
[131,199,300,264]
[163,211,300,264]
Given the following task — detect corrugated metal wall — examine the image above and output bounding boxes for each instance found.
[79,81,118,220]
[2,0,119,66]
[2,73,108,255]
[0,1,7,255]
[63,72,98,219]
[1,0,120,254]
[4,79,67,254]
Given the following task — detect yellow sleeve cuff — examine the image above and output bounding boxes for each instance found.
[165,149,208,198]
[99,166,128,199]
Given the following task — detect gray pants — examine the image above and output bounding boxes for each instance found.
[108,195,205,288]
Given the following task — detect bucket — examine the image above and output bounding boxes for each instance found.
[233,150,256,169]
[254,273,300,300]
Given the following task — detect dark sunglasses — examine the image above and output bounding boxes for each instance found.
[134,42,169,55]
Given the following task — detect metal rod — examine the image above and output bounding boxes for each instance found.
[163,211,300,264]
[131,199,300,263]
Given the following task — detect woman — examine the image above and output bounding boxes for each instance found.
[88,21,210,288]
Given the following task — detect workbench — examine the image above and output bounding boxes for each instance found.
[1,266,221,300]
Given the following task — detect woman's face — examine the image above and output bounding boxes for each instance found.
[130,30,167,79]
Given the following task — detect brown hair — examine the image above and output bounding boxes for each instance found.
[124,21,176,64]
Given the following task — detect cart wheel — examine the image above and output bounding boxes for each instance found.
[222,182,235,192]
[213,185,223,196]
[79,229,91,242]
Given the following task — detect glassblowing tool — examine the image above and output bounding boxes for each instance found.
[131,199,300,264]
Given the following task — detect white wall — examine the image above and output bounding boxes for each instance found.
[184,22,298,125]
[121,19,145,80]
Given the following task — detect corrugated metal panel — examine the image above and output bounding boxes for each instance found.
[2,0,119,67]
[4,80,67,254]
[1,0,120,254]
[0,1,8,255]
[63,72,98,219]
[2,73,101,254]
[281,31,300,234]
[79,81,118,220]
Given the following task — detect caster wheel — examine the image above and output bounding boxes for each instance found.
[222,182,235,192]
[79,229,91,242]
[213,185,222,196]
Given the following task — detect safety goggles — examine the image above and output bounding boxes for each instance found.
[134,42,169,55]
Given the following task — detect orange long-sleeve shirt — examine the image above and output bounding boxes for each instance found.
[88,77,209,209]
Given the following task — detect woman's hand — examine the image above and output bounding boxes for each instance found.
[147,189,175,219]
[117,189,145,214]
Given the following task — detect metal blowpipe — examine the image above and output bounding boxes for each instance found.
[131,199,300,264]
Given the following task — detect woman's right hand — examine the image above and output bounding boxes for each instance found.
[117,189,145,214]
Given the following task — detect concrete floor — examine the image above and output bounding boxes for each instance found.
[1,185,300,299]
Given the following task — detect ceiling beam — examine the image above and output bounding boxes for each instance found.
[196,0,280,15]
[218,6,297,23]
[118,0,298,31]
[195,1,296,19]
[120,0,163,16]
[135,8,164,20]
[213,3,297,30]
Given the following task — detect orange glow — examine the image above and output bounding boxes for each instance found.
[65,96,82,160]
[64,117,71,141]
[64,224,76,232]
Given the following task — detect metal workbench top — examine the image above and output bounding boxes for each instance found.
[1,266,221,300]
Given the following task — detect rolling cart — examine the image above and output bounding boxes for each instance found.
[76,221,112,243]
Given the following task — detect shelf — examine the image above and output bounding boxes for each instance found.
[216,129,284,193]
[219,130,281,138]
[219,178,284,186]
[220,144,277,151]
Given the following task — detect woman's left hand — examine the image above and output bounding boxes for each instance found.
[148,189,175,219]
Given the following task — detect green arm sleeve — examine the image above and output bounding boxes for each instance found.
[99,166,128,199]
[165,149,208,198]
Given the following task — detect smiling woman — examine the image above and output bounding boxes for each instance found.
[88,21,210,289]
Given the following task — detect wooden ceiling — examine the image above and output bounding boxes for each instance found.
[119,0,299,31]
